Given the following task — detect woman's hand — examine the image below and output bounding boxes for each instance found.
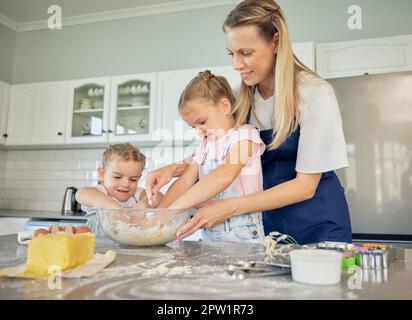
[176,198,238,240]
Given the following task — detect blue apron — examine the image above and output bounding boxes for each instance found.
[247,112,352,244]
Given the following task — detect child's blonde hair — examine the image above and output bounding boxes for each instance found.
[102,143,146,168]
[178,70,237,118]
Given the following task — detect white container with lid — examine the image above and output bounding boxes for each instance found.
[289,249,342,285]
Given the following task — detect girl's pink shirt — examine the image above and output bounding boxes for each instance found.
[193,124,266,197]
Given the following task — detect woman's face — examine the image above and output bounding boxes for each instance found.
[225,25,277,87]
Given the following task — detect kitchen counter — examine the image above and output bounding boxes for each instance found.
[0,209,87,221]
[0,234,412,300]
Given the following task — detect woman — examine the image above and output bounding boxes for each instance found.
[146,0,352,245]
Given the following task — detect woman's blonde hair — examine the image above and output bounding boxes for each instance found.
[178,70,237,115]
[223,0,320,150]
[102,143,146,168]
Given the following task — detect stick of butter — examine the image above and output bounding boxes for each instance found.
[25,232,95,277]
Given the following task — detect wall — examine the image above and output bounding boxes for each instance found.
[0,144,195,211]
[281,0,412,43]
[0,24,16,83]
[12,5,232,84]
[11,0,412,84]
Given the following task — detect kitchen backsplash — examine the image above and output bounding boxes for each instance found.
[0,144,196,211]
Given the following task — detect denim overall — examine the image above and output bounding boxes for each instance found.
[199,134,265,243]
[247,112,352,244]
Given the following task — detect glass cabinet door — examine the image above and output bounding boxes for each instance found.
[115,80,150,135]
[66,78,110,143]
[72,84,104,137]
[109,74,156,142]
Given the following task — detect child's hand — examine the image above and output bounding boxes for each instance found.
[148,193,163,208]
[194,200,212,209]
[133,201,148,209]
[138,192,163,209]
[129,211,144,225]
[112,209,130,223]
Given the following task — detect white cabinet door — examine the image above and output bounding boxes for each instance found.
[292,41,315,71]
[209,65,242,90]
[65,77,111,144]
[6,82,68,146]
[32,81,68,144]
[316,35,412,79]
[156,67,202,142]
[156,65,241,142]
[6,84,36,145]
[0,81,10,145]
[109,73,157,143]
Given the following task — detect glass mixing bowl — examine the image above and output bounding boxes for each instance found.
[96,208,192,246]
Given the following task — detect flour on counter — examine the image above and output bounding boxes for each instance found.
[142,262,192,277]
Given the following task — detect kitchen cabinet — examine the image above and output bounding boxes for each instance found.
[156,67,202,142]
[292,41,315,71]
[0,81,10,145]
[65,77,111,144]
[316,34,412,79]
[6,84,34,145]
[6,81,68,145]
[155,65,241,142]
[32,82,68,144]
[109,73,157,143]
[0,41,313,147]
[65,74,157,144]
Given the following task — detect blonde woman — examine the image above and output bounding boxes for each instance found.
[147,0,351,244]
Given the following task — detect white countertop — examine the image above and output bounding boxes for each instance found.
[0,209,87,221]
[0,235,412,300]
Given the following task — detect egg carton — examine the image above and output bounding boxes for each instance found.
[17,231,34,245]
[17,224,77,245]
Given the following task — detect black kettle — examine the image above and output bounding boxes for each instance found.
[62,186,81,215]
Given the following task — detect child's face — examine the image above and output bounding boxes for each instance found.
[98,156,143,202]
[181,98,234,141]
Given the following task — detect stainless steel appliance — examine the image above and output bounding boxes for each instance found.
[62,186,83,215]
[330,71,412,242]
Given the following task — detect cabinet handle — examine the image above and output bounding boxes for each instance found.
[2,133,8,138]
[102,129,107,133]
[108,129,113,133]
[57,132,63,136]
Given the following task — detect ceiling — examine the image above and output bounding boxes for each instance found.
[0,0,212,23]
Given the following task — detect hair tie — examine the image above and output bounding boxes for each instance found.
[267,11,277,20]
[199,70,214,81]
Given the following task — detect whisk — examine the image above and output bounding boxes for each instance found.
[263,231,301,266]
[265,231,299,246]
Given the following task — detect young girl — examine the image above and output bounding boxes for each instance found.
[159,70,266,243]
[77,143,160,213]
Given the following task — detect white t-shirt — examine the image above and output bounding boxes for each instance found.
[246,73,349,173]
[81,184,145,213]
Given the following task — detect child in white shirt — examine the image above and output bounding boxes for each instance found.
[77,143,162,236]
